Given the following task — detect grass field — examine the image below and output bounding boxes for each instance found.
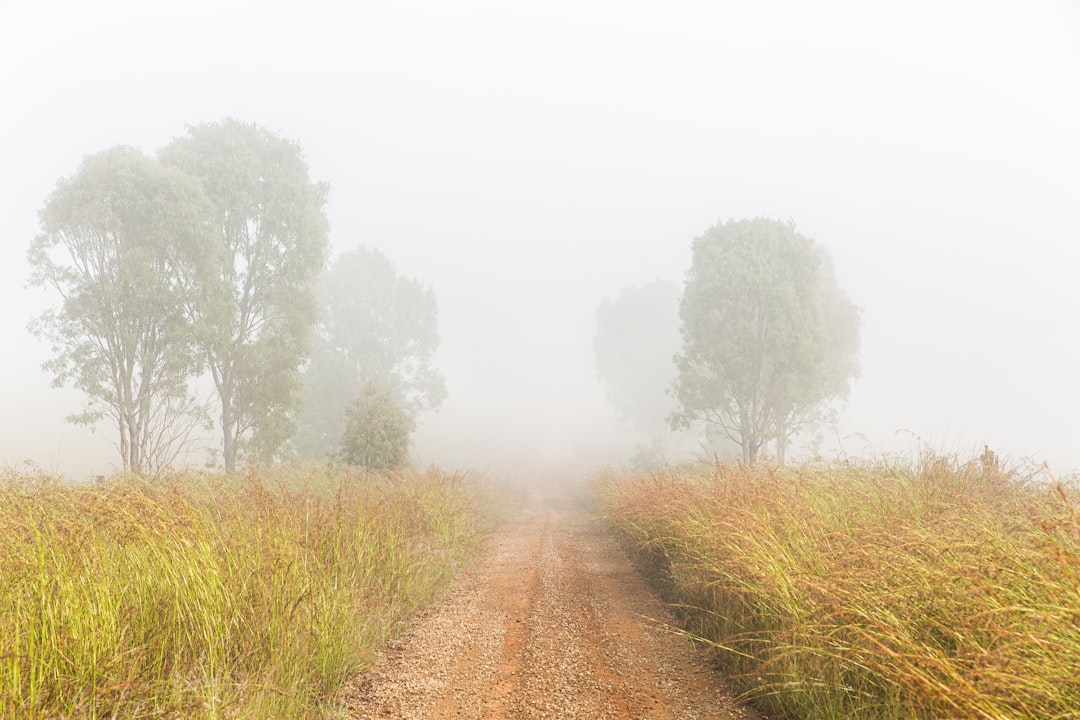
[0,465,503,719]
[596,456,1080,719]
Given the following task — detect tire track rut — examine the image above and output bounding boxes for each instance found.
[342,484,761,719]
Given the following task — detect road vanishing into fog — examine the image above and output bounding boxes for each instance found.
[342,483,762,720]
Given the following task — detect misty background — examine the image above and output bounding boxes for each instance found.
[1,0,1078,478]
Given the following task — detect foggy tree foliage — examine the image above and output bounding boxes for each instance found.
[337,382,413,470]
[671,218,860,465]
[160,119,330,472]
[593,280,681,465]
[295,248,446,461]
[27,147,215,475]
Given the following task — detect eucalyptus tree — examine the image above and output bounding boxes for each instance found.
[671,218,860,464]
[593,280,682,467]
[160,119,330,471]
[295,248,446,461]
[28,146,215,474]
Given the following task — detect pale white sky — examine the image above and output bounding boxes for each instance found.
[1,0,1078,477]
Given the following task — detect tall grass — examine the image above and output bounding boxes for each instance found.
[596,457,1080,719]
[0,465,499,719]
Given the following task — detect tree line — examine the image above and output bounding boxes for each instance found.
[29,119,443,475]
[30,119,859,473]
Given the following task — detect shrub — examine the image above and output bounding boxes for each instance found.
[338,382,413,470]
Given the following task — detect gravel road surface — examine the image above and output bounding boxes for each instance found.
[342,482,762,720]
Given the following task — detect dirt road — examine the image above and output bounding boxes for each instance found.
[341,483,761,720]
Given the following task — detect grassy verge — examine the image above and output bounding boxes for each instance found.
[596,457,1080,719]
[0,465,502,719]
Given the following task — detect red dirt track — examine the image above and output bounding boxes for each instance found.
[343,482,762,720]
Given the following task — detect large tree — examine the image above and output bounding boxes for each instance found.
[27,146,214,474]
[770,251,861,463]
[160,119,330,471]
[295,248,446,460]
[671,218,860,465]
[593,280,681,461]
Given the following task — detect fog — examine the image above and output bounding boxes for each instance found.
[2,0,1078,479]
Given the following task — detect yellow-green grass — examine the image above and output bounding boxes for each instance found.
[0,465,501,719]
[596,458,1080,719]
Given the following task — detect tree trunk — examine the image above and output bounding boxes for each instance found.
[776,418,788,466]
[221,392,236,473]
[119,414,132,474]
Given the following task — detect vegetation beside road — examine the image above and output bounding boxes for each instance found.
[0,466,502,719]
[597,456,1080,719]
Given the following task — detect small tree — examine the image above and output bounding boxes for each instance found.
[338,382,413,470]
[671,217,860,465]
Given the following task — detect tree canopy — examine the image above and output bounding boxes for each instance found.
[671,218,860,465]
[159,119,330,471]
[295,248,446,460]
[593,280,681,462]
[337,382,413,470]
[27,146,215,474]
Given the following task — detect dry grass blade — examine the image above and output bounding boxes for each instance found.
[595,456,1080,719]
[0,465,503,719]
